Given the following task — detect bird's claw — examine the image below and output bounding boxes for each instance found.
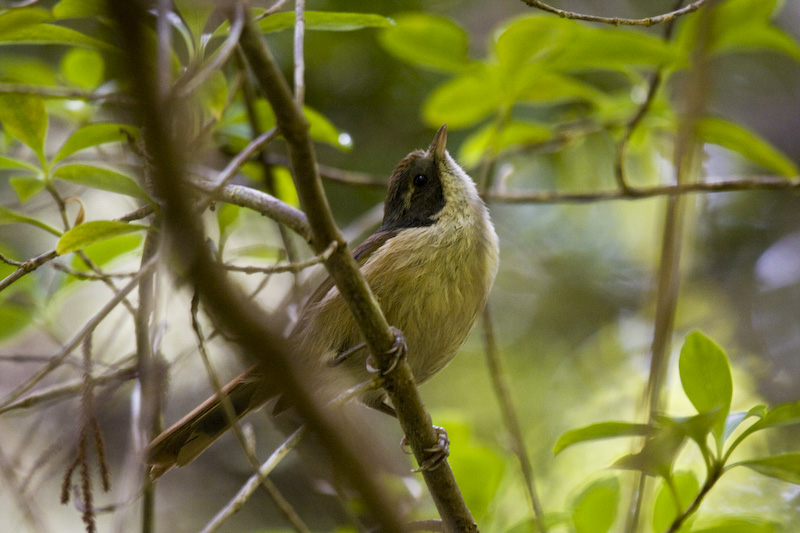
[366,327,406,376]
[401,425,450,473]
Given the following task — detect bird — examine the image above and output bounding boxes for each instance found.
[145,124,500,477]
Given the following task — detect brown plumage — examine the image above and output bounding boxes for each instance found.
[145,125,499,477]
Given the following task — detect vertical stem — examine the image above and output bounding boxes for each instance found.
[293,0,306,106]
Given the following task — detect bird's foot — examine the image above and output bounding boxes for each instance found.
[366,327,406,376]
[401,425,450,472]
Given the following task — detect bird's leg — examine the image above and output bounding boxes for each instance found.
[366,326,406,375]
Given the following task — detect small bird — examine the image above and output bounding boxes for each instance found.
[145,125,500,477]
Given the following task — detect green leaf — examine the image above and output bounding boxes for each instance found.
[0,24,115,51]
[60,48,105,88]
[679,331,733,438]
[9,175,45,203]
[53,124,138,164]
[0,155,40,173]
[0,205,61,236]
[459,121,551,167]
[757,400,800,429]
[271,165,299,208]
[304,106,352,151]
[53,0,109,18]
[175,0,215,42]
[71,233,142,271]
[494,16,572,70]
[56,221,149,255]
[554,422,653,455]
[0,94,47,161]
[423,68,503,129]
[198,70,228,120]
[691,518,777,533]
[216,202,241,240]
[715,25,800,60]
[612,423,686,477]
[514,67,610,107]
[696,117,798,177]
[652,471,699,533]
[53,163,149,199]
[258,11,393,34]
[0,302,34,341]
[736,453,800,485]
[379,13,470,73]
[571,477,619,533]
[0,7,52,33]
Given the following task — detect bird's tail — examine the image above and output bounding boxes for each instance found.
[144,366,278,478]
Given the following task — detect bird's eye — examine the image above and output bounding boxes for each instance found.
[413,174,428,187]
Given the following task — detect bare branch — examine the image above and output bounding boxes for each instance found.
[520,0,709,27]
[293,0,306,105]
[0,249,59,293]
[222,240,336,275]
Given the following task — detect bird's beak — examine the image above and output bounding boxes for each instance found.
[428,124,447,161]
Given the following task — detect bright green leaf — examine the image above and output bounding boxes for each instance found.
[271,166,299,208]
[514,67,610,107]
[53,0,109,18]
[612,423,686,477]
[0,302,33,341]
[216,202,241,240]
[494,16,572,70]
[459,121,551,167]
[379,13,470,73]
[0,55,57,85]
[258,11,393,34]
[53,124,138,164]
[175,0,215,43]
[198,70,228,120]
[61,48,105,88]
[423,69,502,129]
[696,117,799,177]
[53,163,149,199]
[304,106,352,151]
[0,205,61,236]
[736,453,800,485]
[71,233,142,271]
[571,477,619,533]
[715,25,800,60]
[56,221,149,255]
[652,471,699,533]
[0,155,40,173]
[554,422,653,455]
[0,7,52,34]
[691,517,776,533]
[9,176,44,203]
[0,94,47,161]
[678,331,733,438]
[0,24,115,52]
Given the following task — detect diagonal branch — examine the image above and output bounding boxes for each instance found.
[520,0,709,27]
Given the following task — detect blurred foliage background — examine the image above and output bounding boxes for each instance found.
[1,0,800,531]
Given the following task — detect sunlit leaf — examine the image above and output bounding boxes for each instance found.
[493,15,572,70]
[736,453,800,485]
[0,155,40,173]
[554,422,653,455]
[0,94,47,161]
[53,0,108,18]
[423,69,502,129]
[571,477,619,533]
[198,70,228,121]
[0,55,56,85]
[379,13,470,73]
[696,117,798,177]
[9,175,44,203]
[0,7,52,33]
[258,11,393,34]
[691,517,777,533]
[271,165,300,208]
[216,202,241,240]
[612,423,685,477]
[652,471,699,533]
[71,233,143,271]
[60,48,104,88]
[679,331,732,439]
[175,0,215,43]
[304,106,352,151]
[0,24,115,51]
[53,163,149,199]
[459,121,551,167]
[514,67,609,107]
[53,124,138,164]
[56,220,149,255]
[0,206,61,236]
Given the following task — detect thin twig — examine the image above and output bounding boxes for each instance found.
[222,240,337,275]
[520,0,708,27]
[199,426,307,533]
[293,0,306,105]
[0,258,157,411]
[254,0,290,21]
[0,249,58,293]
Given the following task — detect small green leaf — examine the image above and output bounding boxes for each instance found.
[9,175,44,203]
[379,13,470,73]
[258,11,393,34]
[56,221,148,255]
[459,121,551,167]
[0,155,40,173]
[304,106,352,151]
[652,471,699,533]
[0,205,61,236]
[0,94,47,161]
[691,517,777,533]
[571,477,619,533]
[53,0,108,18]
[216,202,241,240]
[0,7,52,33]
[198,70,228,120]
[53,124,138,164]
[679,331,733,438]
[0,24,115,51]
[71,233,143,271]
[423,69,502,129]
[60,48,104,88]
[175,0,215,43]
[696,117,798,177]
[494,16,572,70]
[554,422,653,455]
[53,163,149,199]
[271,165,300,208]
[736,453,800,485]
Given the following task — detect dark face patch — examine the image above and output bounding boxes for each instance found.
[380,150,445,232]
